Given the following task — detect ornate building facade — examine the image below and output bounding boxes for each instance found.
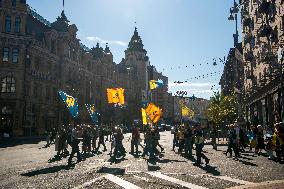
[242,0,284,126]
[0,0,172,136]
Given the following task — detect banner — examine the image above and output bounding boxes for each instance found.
[181,105,194,118]
[141,108,147,125]
[145,103,162,123]
[58,90,79,118]
[107,88,125,104]
[85,104,100,124]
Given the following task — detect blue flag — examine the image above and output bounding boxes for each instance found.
[85,104,100,124]
[58,90,79,118]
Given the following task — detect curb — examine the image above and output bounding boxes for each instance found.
[227,179,284,189]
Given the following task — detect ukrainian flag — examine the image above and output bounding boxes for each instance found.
[85,104,100,124]
[149,79,164,90]
[58,90,79,118]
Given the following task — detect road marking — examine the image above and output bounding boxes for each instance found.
[227,179,284,189]
[73,176,104,189]
[124,164,131,168]
[104,174,142,189]
[147,172,208,189]
[133,175,150,182]
[126,170,142,174]
[208,175,253,185]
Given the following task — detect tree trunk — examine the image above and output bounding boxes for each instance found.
[211,125,217,150]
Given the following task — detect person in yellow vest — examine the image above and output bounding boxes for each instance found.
[193,124,210,166]
[272,123,284,163]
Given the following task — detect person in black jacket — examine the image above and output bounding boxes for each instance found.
[193,125,210,166]
[184,124,193,158]
[68,125,82,165]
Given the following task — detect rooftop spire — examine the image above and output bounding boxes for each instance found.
[125,27,146,53]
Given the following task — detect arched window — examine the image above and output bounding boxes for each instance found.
[15,17,21,33]
[5,16,11,32]
[1,76,15,93]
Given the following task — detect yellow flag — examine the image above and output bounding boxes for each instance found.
[141,108,147,125]
[182,105,194,118]
[107,88,125,104]
[117,88,125,105]
[146,103,162,123]
[149,80,158,90]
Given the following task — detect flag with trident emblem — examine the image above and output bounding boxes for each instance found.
[85,104,100,124]
[58,90,79,118]
[145,103,162,123]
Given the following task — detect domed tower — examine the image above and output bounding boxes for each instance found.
[124,27,149,94]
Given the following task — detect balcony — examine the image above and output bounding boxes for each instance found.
[244,51,254,62]
[258,1,271,15]
[243,17,251,27]
[244,34,252,45]
[258,24,272,38]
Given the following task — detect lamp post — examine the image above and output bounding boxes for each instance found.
[228,0,240,47]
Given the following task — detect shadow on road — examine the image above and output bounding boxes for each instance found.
[21,164,72,177]
[199,164,221,176]
[234,158,258,167]
[97,166,125,175]
[0,138,43,148]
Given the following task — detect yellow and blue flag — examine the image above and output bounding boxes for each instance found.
[149,79,164,90]
[85,104,100,124]
[58,90,79,118]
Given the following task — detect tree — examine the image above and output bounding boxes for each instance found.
[207,91,238,150]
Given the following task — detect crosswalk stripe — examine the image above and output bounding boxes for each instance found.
[208,175,253,185]
[73,176,104,189]
[104,174,142,189]
[147,172,208,189]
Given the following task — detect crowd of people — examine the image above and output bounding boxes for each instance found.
[43,117,284,166]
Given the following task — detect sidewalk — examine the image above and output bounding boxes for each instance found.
[228,179,284,189]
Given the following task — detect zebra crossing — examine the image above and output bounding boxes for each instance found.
[74,170,255,189]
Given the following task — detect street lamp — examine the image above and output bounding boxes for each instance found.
[228,0,241,47]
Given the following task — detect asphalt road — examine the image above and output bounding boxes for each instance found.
[0,131,284,189]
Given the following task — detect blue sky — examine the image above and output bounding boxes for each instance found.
[27,0,241,99]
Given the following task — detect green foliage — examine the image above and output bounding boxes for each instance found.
[207,91,238,127]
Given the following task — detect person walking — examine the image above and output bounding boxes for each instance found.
[255,125,265,156]
[272,123,284,163]
[178,125,185,154]
[68,125,82,165]
[131,126,140,155]
[113,127,126,158]
[226,124,239,158]
[193,125,210,166]
[184,124,193,158]
[91,125,97,153]
[96,127,107,152]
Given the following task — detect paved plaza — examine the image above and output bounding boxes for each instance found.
[1,131,284,189]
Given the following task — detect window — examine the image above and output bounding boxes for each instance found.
[15,17,21,33]
[12,0,16,7]
[46,87,50,101]
[33,84,37,97]
[0,0,2,7]
[3,48,9,62]
[1,76,16,93]
[5,16,11,32]
[12,48,19,63]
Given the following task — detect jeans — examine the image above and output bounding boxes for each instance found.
[184,137,192,157]
[196,143,208,164]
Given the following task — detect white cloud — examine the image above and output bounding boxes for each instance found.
[168,82,220,99]
[86,36,127,47]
